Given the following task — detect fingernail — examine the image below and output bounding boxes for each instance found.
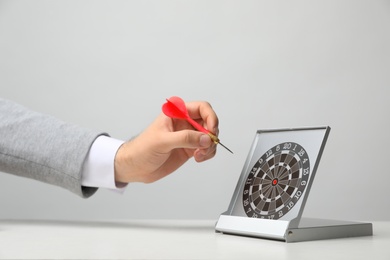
[200,135,210,147]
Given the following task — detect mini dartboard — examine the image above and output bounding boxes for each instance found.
[242,142,310,220]
[219,127,331,222]
[216,126,373,242]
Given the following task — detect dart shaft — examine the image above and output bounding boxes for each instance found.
[186,117,233,153]
[186,117,209,134]
[163,98,233,153]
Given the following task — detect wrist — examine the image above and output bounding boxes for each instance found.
[114,141,131,183]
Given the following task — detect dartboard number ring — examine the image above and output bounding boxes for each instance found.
[243,142,310,220]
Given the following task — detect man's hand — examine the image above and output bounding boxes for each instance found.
[114,100,218,184]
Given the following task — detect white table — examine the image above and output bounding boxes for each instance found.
[0,219,388,259]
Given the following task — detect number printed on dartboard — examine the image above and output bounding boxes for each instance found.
[242,142,310,220]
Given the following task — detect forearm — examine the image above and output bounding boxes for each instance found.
[0,98,103,197]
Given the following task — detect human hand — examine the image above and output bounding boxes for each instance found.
[114,100,219,184]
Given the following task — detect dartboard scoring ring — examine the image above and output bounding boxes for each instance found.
[243,142,310,220]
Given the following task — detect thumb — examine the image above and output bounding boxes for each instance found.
[164,130,212,150]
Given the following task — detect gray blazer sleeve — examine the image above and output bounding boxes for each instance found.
[0,98,105,198]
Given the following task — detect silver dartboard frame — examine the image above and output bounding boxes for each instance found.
[215,126,373,242]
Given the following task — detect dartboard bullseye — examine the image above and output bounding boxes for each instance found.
[242,142,310,220]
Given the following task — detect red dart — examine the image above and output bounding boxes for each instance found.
[162,96,233,154]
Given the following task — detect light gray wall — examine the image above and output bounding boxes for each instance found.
[1,0,389,221]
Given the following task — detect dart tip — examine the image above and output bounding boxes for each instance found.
[218,142,234,154]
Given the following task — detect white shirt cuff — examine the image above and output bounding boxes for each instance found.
[81,135,126,192]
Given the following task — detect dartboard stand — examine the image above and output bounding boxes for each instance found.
[215,126,372,242]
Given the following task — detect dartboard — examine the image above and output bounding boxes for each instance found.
[242,142,310,220]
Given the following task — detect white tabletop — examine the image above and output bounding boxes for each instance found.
[0,219,388,260]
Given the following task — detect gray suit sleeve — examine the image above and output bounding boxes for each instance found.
[0,98,106,198]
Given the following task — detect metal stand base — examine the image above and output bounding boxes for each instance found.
[286,218,373,242]
[215,215,373,242]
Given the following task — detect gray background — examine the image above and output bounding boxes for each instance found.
[1,0,389,221]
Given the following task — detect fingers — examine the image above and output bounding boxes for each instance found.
[161,99,219,160]
[194,146,217,162]
[160,129,217,159]
[163,130,212,151]
[185,101,219,135]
